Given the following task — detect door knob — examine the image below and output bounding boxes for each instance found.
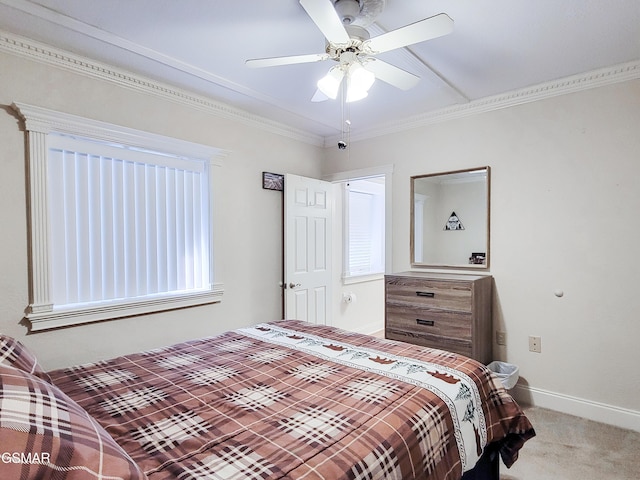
[289,282,301,289]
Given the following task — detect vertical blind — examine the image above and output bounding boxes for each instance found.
[47,135,210,307]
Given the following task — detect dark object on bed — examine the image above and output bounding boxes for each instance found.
[1,321,534,479]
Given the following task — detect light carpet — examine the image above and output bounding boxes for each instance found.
[500,406,640,480]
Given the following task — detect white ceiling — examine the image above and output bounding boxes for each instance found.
[1,0,639,141]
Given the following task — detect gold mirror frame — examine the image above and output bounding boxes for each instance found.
[411,166,490,269]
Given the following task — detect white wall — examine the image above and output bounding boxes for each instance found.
[323,79,640,430]
[0,49,323,369]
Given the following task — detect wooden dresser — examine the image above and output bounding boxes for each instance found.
[385,272,492,363]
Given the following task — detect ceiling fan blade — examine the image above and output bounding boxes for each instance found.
[246,53,329,68]
[311,89,329,102]
[364,59,420,90]
[367,13,453,54]
[299,0,351,45]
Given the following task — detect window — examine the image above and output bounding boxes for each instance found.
[343,178,385,279]
[13,103,225,331]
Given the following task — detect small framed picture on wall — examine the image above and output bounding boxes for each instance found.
[262,172,284,191]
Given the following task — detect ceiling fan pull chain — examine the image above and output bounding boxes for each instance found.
[339,80,351,155]
[341,82,346,141]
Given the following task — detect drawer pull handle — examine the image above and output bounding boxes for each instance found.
[416,319,435,327]
[416,291,435,298]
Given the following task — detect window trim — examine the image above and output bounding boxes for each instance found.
[12,102,226,331]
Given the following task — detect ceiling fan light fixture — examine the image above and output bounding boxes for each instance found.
[346,62,375,102]
[346,86,368,102]
[334,0,361,25]
[317,66,345,99]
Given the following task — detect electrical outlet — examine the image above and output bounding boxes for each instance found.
[529,336,542,353]
[496,331,506,346]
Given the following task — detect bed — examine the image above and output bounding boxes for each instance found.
[0,320,534,479]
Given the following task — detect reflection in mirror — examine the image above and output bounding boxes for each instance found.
[411,167,490,269]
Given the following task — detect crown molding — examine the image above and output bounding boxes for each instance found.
[2,29,637,148]
[0,29,325,147]
[338,59,640,144]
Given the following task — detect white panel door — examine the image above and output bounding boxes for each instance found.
[284,174,332,325]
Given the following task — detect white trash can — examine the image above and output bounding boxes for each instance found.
[487,361,519,389]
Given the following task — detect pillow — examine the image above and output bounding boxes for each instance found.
[0,364,146,479]
[0,334,52,383]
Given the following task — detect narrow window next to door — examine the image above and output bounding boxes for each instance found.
[343,178,385,280]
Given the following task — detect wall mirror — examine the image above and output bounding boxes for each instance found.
[411,167,490,269]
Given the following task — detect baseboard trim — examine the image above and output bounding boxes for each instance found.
[346,321,384,337]
[511,384,640,432]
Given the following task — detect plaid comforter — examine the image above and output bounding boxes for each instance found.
[49,320,534,480]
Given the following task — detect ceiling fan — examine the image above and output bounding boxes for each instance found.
[246,0,453,102]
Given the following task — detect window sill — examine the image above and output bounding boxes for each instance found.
[25,284,224,332]
[342,273,384,285]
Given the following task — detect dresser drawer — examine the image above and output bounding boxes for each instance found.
[385,328,473,358]
[386,305,472,340]
[385,277,472,312]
